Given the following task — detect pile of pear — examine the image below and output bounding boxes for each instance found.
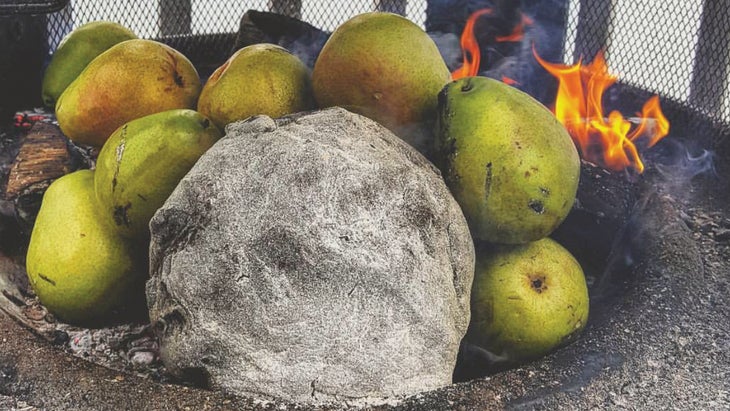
[28,13,589,369]
[27,14,455,326]
[27,22,318,325]
[435,76,589,364]
[27,107,223,325]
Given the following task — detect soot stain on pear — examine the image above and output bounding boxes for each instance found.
[485,162,493,202]
[164,49,184,87]
[529,199,545,214]
[113,202,132,227]
[37,273,56,286]
[173,70,184,87]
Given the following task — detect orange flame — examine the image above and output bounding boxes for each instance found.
[452,9,533,80]
[533,48,670,173]
[501,76,519,85]
[452,8,493,80]
[495,14,534,42]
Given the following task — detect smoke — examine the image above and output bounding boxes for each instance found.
[426,0,569,105]
[282,31,330,70]
[429,31,462,72]
[649,138,717,193]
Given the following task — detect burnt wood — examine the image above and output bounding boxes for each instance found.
[1,122,92,236]
[4,123,73,200]
[232,10,330,68]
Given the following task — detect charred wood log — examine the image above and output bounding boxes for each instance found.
[232,9,330,68]
[5,123,75,199]
[1,122,92,242]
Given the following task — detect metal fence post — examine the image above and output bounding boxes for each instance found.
[375,0,407,16]
[689,0,730,117]
[268,0,302,19]
[158,0,192,36]
[572,0,611,62]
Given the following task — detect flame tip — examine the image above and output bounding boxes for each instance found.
[454,10,669,174]
[533,49,669,173]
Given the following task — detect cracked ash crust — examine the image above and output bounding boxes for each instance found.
[145,108,475,404]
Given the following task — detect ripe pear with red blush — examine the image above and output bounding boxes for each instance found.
[197,43,314,130]
[55,39,201,147]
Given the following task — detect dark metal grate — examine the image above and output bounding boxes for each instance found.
[0,0,67,15]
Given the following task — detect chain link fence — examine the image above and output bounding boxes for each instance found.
[41,0,730,137]
[562,0,729,134]
[46,1,427,55]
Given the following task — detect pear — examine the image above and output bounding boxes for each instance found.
[435,76,580,244]
[467,238,589,362]
[312,12,450,147]
[26,170,146,326]
[95,109,222,239]
[55,39,201,147]
[197,43,314,130]
[41,21,137,108]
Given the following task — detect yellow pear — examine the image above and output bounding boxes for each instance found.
[197,43,314,130]
[435,76,580,244]
[467,238,589,362]
[95,109,222,239]
[26,170,146,326]
[41,21,137,108]
[55,39,201,147]
[312,12,451,146]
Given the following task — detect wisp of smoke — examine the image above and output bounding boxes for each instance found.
[652,138,716,192]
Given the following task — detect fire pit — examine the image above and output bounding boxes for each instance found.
[2,0,730,409]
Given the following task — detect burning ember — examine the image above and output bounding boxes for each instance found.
[533,49,670,173]
[452,8,670,174]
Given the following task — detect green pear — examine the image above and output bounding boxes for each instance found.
[56,39,201,147]
[312,12,451,147]
[197,43,314,130]
[41,21,137,108]
[95,109,222,239]
[436,76,580,244]
[467,238,589,362]
[26,170,146,326]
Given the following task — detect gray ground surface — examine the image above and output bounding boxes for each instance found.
[1,168,730,410]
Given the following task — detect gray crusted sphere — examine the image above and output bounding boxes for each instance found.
[146,107,474,404]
